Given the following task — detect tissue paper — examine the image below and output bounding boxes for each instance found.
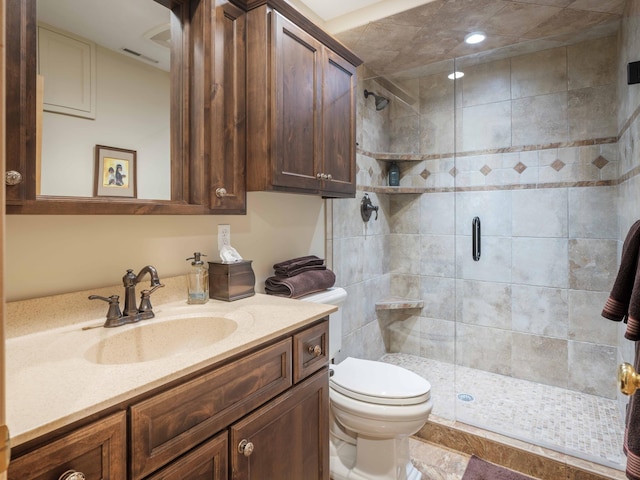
[220,245,243,263]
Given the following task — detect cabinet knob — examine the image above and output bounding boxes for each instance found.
[5,170,23,186]
[58,471,86,480]
[308,345,322,357]
[238,439,254,457]
[215,187,227,198]
[326,174,333,181]
[316,173,323,180]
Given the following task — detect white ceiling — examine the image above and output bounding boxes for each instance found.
[36,0,171,71]
[298,0,383,21]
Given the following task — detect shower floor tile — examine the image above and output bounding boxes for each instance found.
[380,353,625,470]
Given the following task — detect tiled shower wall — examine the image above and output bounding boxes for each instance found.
[333,30,631,399]
[329,69,392,364]
[617,0,640,411]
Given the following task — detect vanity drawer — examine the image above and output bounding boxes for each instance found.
[293,319,329,383]
[145,431,228,480]
[130,338,292,480]
[8,411,126,480]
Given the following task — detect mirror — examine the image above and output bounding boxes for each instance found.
[5,0,217,214]
[36,0,172,200]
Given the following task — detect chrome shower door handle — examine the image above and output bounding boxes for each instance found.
[472,217,481,261]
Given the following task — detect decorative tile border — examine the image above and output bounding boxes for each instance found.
[358,137,618,163]
[356,134,634,193]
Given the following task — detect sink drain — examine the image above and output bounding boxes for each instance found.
[457,393,475,402]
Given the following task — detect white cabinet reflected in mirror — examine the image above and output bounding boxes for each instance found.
[36,0,171,200]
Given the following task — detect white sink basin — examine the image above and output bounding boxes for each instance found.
[84,316,238,364]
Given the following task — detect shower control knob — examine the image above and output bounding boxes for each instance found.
[238,439,254,457]
[308,345,322,357]
[5,170,23,185]
[215,187,227,198]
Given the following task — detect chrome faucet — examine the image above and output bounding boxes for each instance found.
[89,265,164,327]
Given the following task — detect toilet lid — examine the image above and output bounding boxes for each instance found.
[330,357,431,406]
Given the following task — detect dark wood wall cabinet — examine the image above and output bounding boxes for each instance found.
[8,319,330,480]
[245,2,360,198]
[5,0,360,214]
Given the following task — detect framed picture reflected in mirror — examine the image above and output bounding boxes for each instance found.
[94,145,137,198]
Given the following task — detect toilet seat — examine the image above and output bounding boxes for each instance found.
[330,357,431,406]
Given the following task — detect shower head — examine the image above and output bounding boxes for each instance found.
[364,89,389,111]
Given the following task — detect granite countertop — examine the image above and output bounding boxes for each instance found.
[6,292,335,447]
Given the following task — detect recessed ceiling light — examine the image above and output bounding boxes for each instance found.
[464,32,486,45]
[448,71,464,80]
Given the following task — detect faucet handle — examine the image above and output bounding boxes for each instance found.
[88,295,123,325]
[138,284,164,313]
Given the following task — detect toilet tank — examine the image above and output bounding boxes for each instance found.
[297,287,347,360]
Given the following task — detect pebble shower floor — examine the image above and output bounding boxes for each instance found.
[380,353,625,470]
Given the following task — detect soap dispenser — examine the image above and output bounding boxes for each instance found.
[186,253,209,304]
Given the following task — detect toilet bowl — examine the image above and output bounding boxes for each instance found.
[298,288,432,480]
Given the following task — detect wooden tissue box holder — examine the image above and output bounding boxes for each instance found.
[208,260,255,301]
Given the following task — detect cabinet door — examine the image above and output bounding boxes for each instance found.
[321,49,357,197]
[209,0,246,213]
[130,338,291,480]
[272,12,323,192]
[8,411,126,480]
[230,369,329,480]
[5,0,36,205]
[146,431,228,480]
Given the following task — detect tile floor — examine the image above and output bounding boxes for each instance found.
[380,353,626,471]
[409,439,471,480]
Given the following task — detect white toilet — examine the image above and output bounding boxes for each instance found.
[299,288,433,480]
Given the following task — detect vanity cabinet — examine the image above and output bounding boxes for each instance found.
[7,411,126,479]
[245,4,359,198]
[8,319,329,479]
[130,338,293,479]
[230,369,329,479]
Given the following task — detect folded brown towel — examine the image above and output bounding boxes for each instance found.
[602,219,640,340]
[273,255,325,274]
[265,269,336,298]
[275,264,326,277]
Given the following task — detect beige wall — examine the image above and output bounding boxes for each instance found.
[41,45,171,199]
[6,192,325,301]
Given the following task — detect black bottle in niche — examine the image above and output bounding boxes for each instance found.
[388,161,400,186]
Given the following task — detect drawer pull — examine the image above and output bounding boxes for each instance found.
[238,439,254,457]
[308,345,322,357]
[59,471,86,480]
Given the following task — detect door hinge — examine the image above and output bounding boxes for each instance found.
[0,425,10,474]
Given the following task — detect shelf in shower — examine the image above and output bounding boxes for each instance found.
[359,149,425,162]
[375,296,424,311]
[365,186,427,194]
[374,153,424,162]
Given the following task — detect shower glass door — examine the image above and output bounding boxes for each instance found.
[451,31,624,470]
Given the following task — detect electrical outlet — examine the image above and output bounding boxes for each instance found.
[218,224,231,251]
